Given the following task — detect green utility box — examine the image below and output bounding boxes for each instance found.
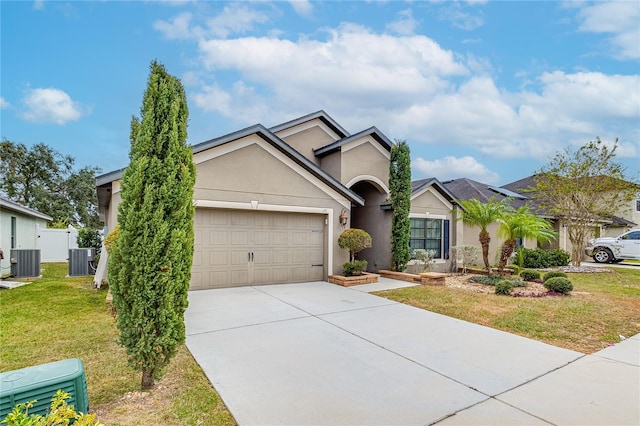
[0,358,89,418]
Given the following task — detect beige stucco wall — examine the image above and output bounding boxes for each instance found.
[410,187,455,272]
[103,137,353,278]
[340,140,390,190]
[319,152,342,182]
[278,125,337,167]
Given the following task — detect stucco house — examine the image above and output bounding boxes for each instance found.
[97,111,426,289]
[0,197,53,276]
[503,175,639,256]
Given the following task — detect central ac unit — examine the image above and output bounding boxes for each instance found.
[9,249,41,278]
[69,248,96,276]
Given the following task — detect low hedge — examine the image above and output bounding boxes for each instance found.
[516,247,570,268]
[543,271,568,282]
[544,277,573,294]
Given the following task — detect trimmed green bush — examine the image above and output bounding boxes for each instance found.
[521,270,541,281]
[495,280,513,295]
[470,275,502,285]
[517,247,570,268]
[543,271,568,282]
[544,277,573,294]
[471,275,524,287]
[338,228,372,262]
[505,265,522,275]
[343,260,368,276]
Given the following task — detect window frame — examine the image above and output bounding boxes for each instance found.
[408,213,449,260]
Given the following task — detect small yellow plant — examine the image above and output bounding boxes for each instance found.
[1,390,102,426]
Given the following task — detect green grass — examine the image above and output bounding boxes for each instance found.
[375,267,640,353]
[0,263,235,425]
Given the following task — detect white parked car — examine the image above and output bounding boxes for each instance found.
[585,229,640,263]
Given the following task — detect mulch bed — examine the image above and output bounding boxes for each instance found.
[444,265,612,297]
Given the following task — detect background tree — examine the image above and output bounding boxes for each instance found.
[108,61,195,390]
[0,139,101,227]
[496,205,557,275]
[389,140,411,271]
[455,198,509,275]
[532,139,638,266]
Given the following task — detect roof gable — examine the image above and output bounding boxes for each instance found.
[0,197,53,221]
[96,123,364,207]
[411,178,457,203]
[313,127,393,158]
[269,110,350,139]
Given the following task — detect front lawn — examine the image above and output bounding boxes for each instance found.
[375,268,640,354]
[0,263,235,425]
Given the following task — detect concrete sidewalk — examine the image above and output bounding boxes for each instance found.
[185,281,639,425]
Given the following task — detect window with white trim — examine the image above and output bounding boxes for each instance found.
[410,218,447,258]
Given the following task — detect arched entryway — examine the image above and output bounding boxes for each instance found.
[349,179,391,272]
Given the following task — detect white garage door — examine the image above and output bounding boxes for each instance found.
[191,209,325,290]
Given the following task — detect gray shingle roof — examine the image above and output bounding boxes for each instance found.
[0,197,53,221]
[95,122,365,208]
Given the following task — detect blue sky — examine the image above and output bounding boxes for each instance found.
[1,0,638,185]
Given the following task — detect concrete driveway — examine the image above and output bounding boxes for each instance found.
[185,280,639,425]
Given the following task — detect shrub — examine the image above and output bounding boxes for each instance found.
[2,389,103,426]
[544,277,573,294]
[470,275,501,285]
[521,270,541,281]
[343,260,368,276]
[338,228,372,262]
[103,225,120,255]
[77,228,102,256]
[505,264,522,275]
[543,271,568,282]
[517,247,570,268]
[413,249,436,272]
[495,280,514,295]
[470,275,523,287]
[451,245,480,274]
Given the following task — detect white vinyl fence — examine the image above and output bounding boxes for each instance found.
[37,225,78,262]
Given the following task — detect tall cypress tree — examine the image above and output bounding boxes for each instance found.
[390,140,411,271]
[108,61,195,390]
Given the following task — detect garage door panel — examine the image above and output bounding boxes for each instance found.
[210,230,228,245]
[209,251,228,266]
[231,269,249,285]
[192,251,203,267]
[230,251,250,265]
[254,231,271,245]
[191,209,325,289]
[271,231,288,245]
[272,250,288,264]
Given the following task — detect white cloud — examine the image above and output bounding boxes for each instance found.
[155,4,270,40]
[19,88,88,125]
[412,156,500,184]
[33,0,44,11]
[438,2,484,31]
[0,97,9,109]
[154,12,200,40]
[184,22,638,163]
[385,9,419,36]
[205,4,270,38]
[576,1,640,60]
[289,0,313,17]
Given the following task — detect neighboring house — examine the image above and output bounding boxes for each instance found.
[0,197,53,276]
[502,175,639,256]
[96,111,398,289]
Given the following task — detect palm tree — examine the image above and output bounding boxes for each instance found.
[496,205,557,275]
[456,198,509,276]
